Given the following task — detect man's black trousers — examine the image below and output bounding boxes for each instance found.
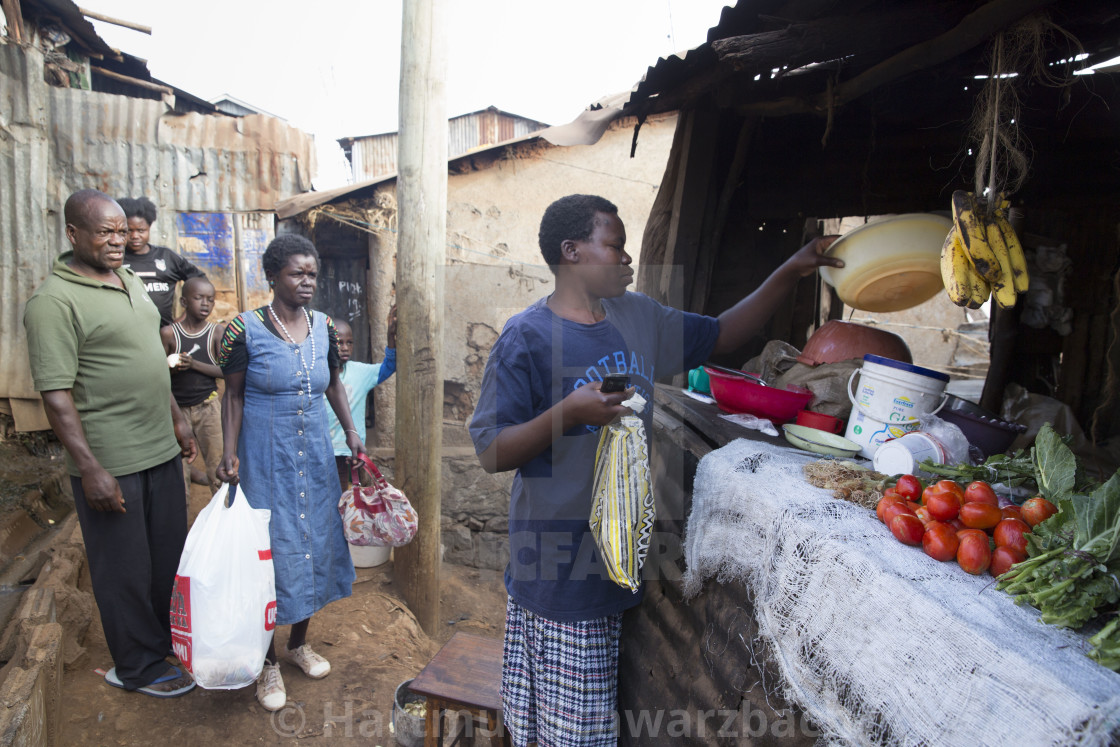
[72,455,187,689]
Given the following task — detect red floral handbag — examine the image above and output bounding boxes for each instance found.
[338,454,418,547]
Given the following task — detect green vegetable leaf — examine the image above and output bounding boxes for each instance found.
[1080,470,1120,564]
[1089,616,1120,671]
[1034,424,1077,501]
[1028,496,1075,551]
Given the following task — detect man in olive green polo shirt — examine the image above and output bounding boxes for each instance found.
[23,189,198,698]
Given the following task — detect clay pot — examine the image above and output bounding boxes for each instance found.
[797,320,912,367]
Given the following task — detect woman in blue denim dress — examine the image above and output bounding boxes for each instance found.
[216,235,366,713]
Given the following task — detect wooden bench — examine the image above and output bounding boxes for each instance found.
[408,631,508,746]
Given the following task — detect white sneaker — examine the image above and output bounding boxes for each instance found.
[286,643,331,679]
[256,661,286,711]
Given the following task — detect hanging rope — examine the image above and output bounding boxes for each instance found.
[967,13,1084,213]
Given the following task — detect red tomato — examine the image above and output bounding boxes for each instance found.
[926,490,962,522]
[883,501,917,526]
[921,480,957,505]
[990,546,1028,578]
[890,514,925,546]
[882,487,904,501]
[959,502,1002,530]
[935,480,965,500]
[957,533,992,575]
[894,474,922,502]
[992,518,1031,554]
[922,521,960,562]
[947,518,967,532]
[1000,505,1023,522]
[963,481,999,507]
[906,500,921,513]
[1021,497,1058,527]
[914,506,933,526]
[876,495,906,524]
[921,484,936,505]
[956,528,988,543]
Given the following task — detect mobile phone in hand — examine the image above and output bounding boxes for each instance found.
[600,374,630,393]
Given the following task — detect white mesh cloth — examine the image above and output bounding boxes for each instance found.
[682,439,1120,746]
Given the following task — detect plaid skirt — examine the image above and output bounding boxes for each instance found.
[501,597,623,747]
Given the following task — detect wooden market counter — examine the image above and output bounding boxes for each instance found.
[616,384,816,746]
[618,385,1120,746]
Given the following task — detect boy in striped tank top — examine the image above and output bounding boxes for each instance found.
[161,276,225,495]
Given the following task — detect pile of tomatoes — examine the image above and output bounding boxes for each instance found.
[876,476,1058,577]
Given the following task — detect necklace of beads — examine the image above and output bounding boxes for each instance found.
[268,303,314,397]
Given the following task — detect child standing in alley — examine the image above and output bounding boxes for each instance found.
[328,307,397,488]
[161,276,224,495]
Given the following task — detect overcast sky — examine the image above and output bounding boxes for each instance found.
[84,1,734,188]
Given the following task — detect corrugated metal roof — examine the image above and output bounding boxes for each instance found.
[277,125,549,220]
[350,135,399,184]
[341,107,550,182]
[19,0,117,59]
[622,0,1120,119]
[1,43,315,408]
[338,105,549,144]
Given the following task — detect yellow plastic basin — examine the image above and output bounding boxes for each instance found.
[819,213,953,312]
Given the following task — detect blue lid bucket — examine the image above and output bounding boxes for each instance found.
[845,356,951,459]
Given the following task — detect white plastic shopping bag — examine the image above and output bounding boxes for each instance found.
[170,483,275,690]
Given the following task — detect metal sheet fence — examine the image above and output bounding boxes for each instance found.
[0,43,312,424]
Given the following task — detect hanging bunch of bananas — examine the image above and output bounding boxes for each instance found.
[940,190,1029,309]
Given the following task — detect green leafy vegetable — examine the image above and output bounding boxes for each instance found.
[996,428,1120,667]
[1089,617,1120,670]
[1078,471,1120,564]
[919,449,1037,490]
[1032,424,1077,501]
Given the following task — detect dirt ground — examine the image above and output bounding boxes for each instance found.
[59,481,509,746]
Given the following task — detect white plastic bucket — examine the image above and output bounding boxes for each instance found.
[873,432,948,476]
[349,543,390,568]
[845,355,950,459]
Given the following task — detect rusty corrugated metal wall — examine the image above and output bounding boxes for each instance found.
[347,108,548,181]
[350,134,399,183]
[174,212,276,324]
[0,43,314,427]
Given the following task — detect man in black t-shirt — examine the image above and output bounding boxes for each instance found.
[117,196,205,326]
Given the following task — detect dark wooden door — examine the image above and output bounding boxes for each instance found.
[315,256,371,365]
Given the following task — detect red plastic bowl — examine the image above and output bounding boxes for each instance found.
[704,367,813,424]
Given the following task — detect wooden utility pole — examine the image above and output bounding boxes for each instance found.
[394,0,446,635]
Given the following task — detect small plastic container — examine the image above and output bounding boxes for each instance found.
[688,367,711,394]
[873,432,948,476]
[796,409,843,434]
